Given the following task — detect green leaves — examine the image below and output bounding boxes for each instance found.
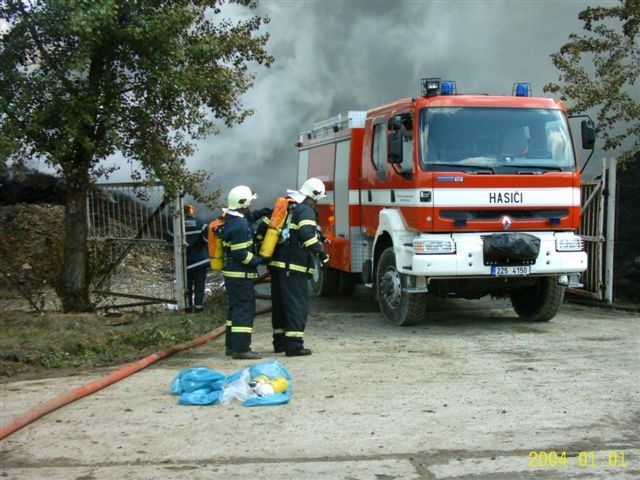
[544,0,639,165]
[0,0,273,196]
[1,1,271,310]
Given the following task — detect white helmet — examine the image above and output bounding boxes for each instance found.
[300,177,326,201]
[227,185,257,210]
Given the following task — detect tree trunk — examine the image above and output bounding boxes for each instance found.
[56,167,93,312]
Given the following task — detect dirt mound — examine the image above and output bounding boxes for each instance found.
[0,203,65,287]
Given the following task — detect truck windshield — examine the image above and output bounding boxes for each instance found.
[419,107,575,173]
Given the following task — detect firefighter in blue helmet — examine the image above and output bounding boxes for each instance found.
[269,178,329,357]
[222,185,271,360]
[167,204,209,313]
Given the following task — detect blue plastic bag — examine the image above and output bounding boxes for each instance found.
[179,387,223,406]
[243,360,292,407]
[170,367,225,395]
[169,361,292,407]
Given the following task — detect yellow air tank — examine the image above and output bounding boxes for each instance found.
[208,217,225,271]
[259,197,293,258]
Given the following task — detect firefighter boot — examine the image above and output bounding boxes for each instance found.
[285,348,312,357]
[232,350,263,360]
[273,335,286,353]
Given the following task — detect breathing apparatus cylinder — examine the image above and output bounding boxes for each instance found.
[211,235,223,271]
[259,197,292,258]
[208,219,224,271]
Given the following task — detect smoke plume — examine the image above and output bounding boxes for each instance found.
[194,0,598,209]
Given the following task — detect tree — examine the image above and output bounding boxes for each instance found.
[544,0,639,165]
[0,0,273,312]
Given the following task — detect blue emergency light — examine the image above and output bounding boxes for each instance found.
[513,82,532,97]
[440,81,456,95]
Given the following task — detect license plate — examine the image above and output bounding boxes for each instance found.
[491,265,531,276]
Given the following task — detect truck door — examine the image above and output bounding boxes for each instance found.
[334,139,350,239]
[360,116,391,237]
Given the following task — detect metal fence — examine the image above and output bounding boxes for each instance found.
[87,182,185,310]
[573,158,617,302]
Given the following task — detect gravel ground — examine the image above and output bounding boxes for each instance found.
[1,287,638,479]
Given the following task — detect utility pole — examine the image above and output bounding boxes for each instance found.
[604,157,617,304]
[171,197,187,310]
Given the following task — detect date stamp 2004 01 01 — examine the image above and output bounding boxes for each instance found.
[528,451,628,469]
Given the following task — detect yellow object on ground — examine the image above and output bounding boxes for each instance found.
[268,376,288,393]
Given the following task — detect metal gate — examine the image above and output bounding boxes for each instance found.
[572,158,617,303]
[87,182,186,310]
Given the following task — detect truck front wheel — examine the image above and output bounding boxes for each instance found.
[376,247,427,326]
[510,276,565,322]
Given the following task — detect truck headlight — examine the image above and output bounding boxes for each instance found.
[555,236,584,252]
[413,238,456,254]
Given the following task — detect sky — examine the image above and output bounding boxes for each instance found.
[91,0,619,208]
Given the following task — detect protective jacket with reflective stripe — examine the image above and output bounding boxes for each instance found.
[269,202,324,275]
[222,212,261,279]
[166,215,209,270]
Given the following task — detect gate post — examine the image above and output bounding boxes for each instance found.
[604,158,617,304]
[171,197,187,310]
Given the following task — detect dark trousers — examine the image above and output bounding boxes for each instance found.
[271,269,309,352]
[224,277,256,353]
[186,266,207,310]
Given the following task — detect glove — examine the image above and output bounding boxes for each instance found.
[259,255,270,265]
[315,229,330,245]
[257,207,272,218]
[319,252,330,264]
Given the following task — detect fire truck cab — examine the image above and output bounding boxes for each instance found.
[296,79,594,325]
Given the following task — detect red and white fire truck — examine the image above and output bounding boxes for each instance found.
[296,79,594,325]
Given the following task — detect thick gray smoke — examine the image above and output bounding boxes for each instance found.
[194,0,600,209]
[39,1,599,210]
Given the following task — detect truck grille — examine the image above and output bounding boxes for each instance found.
[440,209,568,221]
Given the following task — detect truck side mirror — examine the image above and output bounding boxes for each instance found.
[581,119,595,150]
[388,114,413,134]
[388,116,402,132]
[401,115,413,132]
[388,132,403,164]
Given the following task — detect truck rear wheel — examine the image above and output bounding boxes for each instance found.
[376,247,427,326]
[310,264,339,297]
[510,276,565,322]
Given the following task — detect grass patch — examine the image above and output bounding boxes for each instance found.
[0,293,227,379]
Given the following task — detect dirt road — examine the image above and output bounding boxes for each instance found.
[1,288,639,479]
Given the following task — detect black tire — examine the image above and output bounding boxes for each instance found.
[376,247,427,326]
[510,276,565,322]
[337,272,356,296]
[310,262,339,297]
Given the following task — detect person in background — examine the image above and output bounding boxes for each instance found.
[166,204,209,313]
[268,178,329,357]
[222,185,271,359]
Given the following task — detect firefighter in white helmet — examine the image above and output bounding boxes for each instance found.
[222,185,271,359]
[268,177,329,357]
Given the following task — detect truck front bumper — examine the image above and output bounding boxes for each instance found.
[408,231,587,277]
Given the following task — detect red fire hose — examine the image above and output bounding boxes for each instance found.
[1,279,273,441]
[0,325,226,441]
